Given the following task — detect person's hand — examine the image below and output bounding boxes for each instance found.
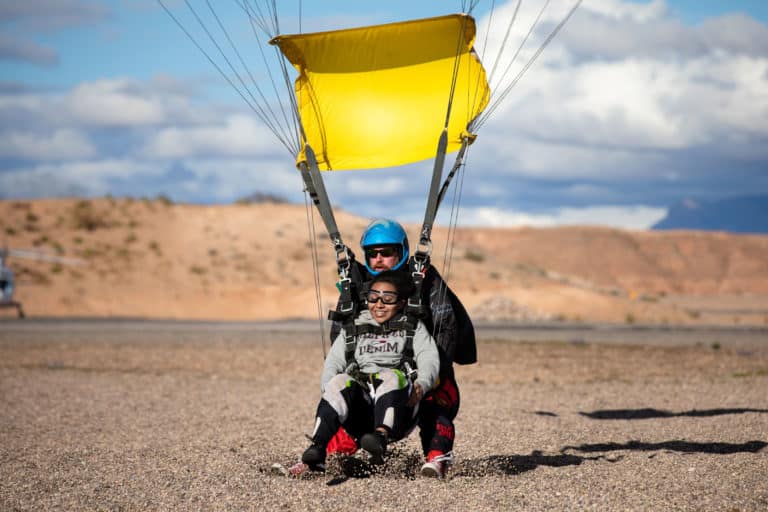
[408,382,424,407]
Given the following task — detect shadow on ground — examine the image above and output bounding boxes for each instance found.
[452,451,606,477]
[562,440,768,455]
[579,407,768,420]
[278,438,767,483]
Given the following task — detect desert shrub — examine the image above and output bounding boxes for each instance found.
[80,247,104,259]
[156,194,173,206]
[72,200,108,231]
[51,264,63,274]
[465,249,485,262]
[125,233,138,244]
[18,266,50,285]
[26,211,39,223]
[4,227,16,236]
[625,313,635,324]
[235,192,288,205]
[190,265,206,275]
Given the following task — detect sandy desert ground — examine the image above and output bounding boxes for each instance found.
[1,320,767,511]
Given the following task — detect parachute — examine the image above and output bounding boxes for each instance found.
[156,0,582,351]
[271,14,490,171]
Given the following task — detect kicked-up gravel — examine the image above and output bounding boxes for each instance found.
[1,320,767,511]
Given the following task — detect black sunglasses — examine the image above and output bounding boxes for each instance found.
[365,247,398,259]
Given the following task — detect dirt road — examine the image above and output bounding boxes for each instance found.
[1,320,767,511]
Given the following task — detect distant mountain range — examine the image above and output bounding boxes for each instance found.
[652,195,768,234]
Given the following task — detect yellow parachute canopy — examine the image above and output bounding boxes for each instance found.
[271,14,490,171]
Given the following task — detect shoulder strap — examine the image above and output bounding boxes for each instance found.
[328,253,366,324]
[343,320,358,367]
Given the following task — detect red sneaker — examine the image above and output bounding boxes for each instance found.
[420,450,454,478]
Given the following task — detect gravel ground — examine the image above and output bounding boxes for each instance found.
[1,321,767,511]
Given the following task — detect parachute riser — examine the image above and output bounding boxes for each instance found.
[435,137,470,212]
[419,129,449,252]
[298,144,360,313]
[299,143,350,253]
[419,132,472,256]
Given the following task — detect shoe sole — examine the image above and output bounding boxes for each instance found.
[420,464,443,478]
[360,435,385,465]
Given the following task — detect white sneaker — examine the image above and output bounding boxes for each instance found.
[420,451,454,478]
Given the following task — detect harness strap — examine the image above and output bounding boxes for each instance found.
[343,319,357,367]
[407,256,428,319]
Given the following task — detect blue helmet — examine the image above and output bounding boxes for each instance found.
[360,219,409,274]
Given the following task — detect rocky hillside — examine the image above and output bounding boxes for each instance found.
[2,198,767,325]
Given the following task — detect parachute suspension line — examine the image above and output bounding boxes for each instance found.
[260,3,349,279]
[476,0,583,130]
[238,0,274,35]
[461,0,483,14]
[443,144,471,286]
[156,0,297,155]
[203,0,298,154]
[484,0,522,90]
[419,14,474,252]
[467,0,497,124]
[489,0,551,103]
[182,0,286,139]
[433,142,472,344]
[236,0,302,153]
[434,0,481,337]
[303,187,328,358]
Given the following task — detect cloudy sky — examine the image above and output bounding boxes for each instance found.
[1,0,767,230]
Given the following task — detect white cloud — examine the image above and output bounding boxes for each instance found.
[67,79,167,126]
[341,175,410,196]
[0,159,159,198]
[468,0,768,187]
[0,129,96,160]
[143,114,288,158]
[0,159,163,197]
[180,157,304,201]
[579,0,668,23]
[459,204,667,229]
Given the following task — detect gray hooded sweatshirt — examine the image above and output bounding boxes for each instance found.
[320,310,440,395]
